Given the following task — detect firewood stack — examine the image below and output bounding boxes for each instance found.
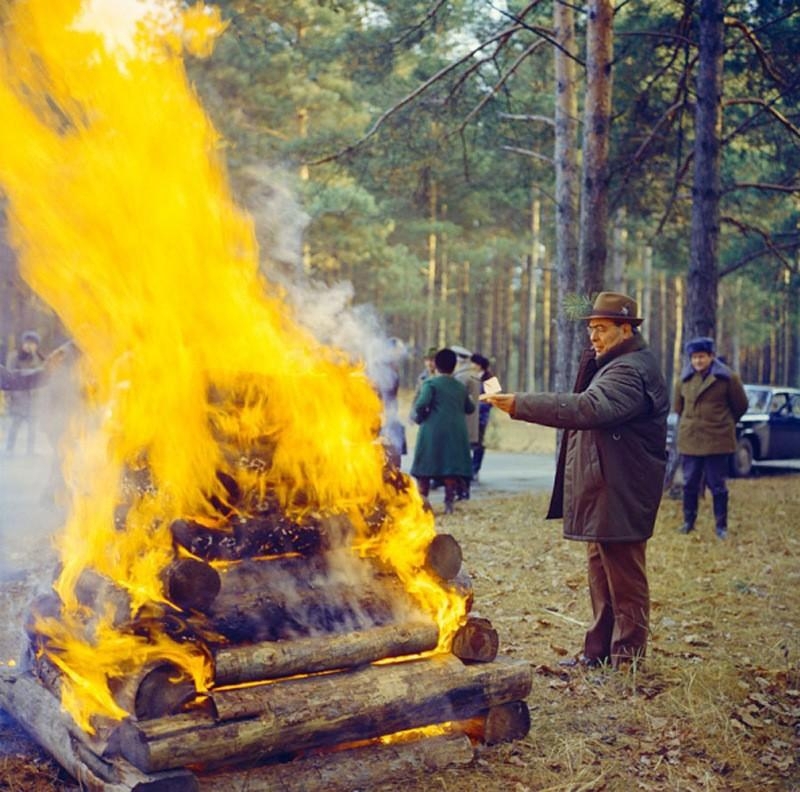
[0,477,532,792]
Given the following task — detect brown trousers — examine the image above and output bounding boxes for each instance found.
[584,540,649,667]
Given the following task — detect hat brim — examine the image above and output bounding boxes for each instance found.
[583,311,643,326]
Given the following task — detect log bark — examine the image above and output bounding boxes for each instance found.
[424,533,462,580]
[160,558,221,613]
[118,655,532,772]
[74,568,133,626]
[108,661,198,721]
[0,672,198,792]
[213,620,439,685]
[451,616,499,663]
[207,557,421,643]
[482,701,531,745]
[195,730,474,792]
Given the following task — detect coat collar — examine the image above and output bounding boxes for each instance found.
[680,357,733,383]
[595,332,646,369]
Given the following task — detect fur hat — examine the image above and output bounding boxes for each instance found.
[449,344,472,358]
[583,292,643,326]
[686,336,715,355]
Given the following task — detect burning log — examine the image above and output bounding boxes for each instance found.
[213,619,439,685]
[160,558,221,613]
[451,616,499,663]
[74,569,134,626]
[206,556,416,642]
[170,512,323,563]
[0,672,199,792]
[108,661,199,721]
[117,655,532,773]
[424,533,463,580]
[195,730,474,792]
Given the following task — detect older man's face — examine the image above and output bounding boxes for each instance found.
[587,319,631,357]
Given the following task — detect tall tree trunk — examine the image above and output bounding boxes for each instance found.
[686,0,724,340]
[426,176,438,346]
[578,0,613,301]
[552,0,580,392]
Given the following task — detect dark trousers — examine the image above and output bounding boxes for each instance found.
[681,453,729,499]
[584,540,649,667]
[416,476,458,505]
[681,453,731,530]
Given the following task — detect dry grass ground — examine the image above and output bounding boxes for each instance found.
[1,414,798,791]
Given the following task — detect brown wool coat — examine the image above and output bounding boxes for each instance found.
[673,362,749,456]
[512,334,669,543]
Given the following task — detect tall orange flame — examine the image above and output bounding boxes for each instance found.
[0,0,465,733]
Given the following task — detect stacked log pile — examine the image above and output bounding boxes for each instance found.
[0,503,532,791]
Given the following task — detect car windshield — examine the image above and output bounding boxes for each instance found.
[745,388,771,413]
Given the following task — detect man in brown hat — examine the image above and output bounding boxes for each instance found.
[482,291,669,668]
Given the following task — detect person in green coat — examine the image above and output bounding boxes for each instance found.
[410,348,475,514]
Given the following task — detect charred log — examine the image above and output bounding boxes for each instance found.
[424,533,463,580]
[160,558,221,613]
[451,617,499,663]
[119,656,533,772]
[108,661,198,721]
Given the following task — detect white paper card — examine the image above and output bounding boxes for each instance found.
[483,376,502,395]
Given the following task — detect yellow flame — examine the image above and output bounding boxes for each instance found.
[0,0,466,731]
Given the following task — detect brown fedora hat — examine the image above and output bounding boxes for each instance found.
[583,291,643,325]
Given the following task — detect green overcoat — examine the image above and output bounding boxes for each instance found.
[410,375,475,478]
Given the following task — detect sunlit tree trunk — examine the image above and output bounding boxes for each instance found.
[425,176,438,346]
[686,0,723,340]
[578,0,613,301]
[552,0,580,392]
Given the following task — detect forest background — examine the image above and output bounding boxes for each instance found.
[0,0,798,392]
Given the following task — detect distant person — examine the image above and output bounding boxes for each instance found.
[410,348,475,514]
[673,337,749,540]
[5,331,45,454]
[376,337,407,469]
[470,353,495,482]
[450,345,481,500]
[482,292,668,669]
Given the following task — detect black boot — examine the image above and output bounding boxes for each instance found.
[713,491,729,539]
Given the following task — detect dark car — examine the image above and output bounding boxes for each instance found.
[665,384,800,479]
[733,385,800,476]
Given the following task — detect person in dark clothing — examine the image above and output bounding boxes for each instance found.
[469,353,494,482]
[673,337,748,539]
[482,292,669,669]
[410,348,475,514]
[5,330,45,454]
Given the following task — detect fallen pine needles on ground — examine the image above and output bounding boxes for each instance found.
[1,474,798,791]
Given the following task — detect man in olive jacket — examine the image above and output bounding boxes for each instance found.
[674,337,749,539]
[483,292,669,668]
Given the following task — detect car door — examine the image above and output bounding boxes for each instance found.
[768,392,800,459]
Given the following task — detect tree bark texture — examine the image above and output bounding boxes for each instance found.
[0,672,198,792]
[118,655,533,772]
[212,620,439,685]
[686,0,724,340]
[195,731,474,792]
[578,0,614,301]
[553,0,581,391]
